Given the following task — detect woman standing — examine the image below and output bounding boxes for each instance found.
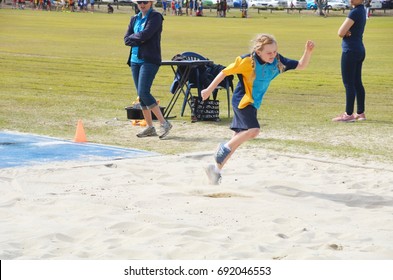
[124,0,172,138]
[333,0,367,122]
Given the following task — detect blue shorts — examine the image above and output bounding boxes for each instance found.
[230,105,260,133]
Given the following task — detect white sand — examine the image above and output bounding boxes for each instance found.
[1,148,393,260]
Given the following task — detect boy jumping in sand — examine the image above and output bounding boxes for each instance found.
[201,34,315,185]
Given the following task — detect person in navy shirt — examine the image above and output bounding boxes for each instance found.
[333,0,367,122]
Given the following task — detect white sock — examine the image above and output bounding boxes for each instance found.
[224,143,231,151]
[214,165,221,174]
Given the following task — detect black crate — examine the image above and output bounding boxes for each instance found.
[125,106,165,120]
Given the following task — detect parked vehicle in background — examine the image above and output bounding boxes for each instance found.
[233,0,242,7]
[341,0,350,8]
[226,0,234,7]
[287,0,307,8]
[307,0,350,10]
[203,0,214,7]
[306,0,317,9]
[326,0,346,9]
[370,0,383,8]
[248,0,265,6]
[261,0,287,7]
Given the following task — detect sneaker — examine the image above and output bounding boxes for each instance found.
[205,164,222,185]
[332,113,356,122]
[159,121,172,139]
[136,126,157,138]
[215,143,231,164]
[355,112,366,121]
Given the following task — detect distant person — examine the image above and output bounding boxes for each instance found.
[171,0,175,14]
[201,34,315,184]
[69,0,75,12]
[90,0,94,12]
[333,0,367,122]
[107,3,113,13]
[16,0,24,9]
[241,0,247,18]
[189,0,194,15]
[364,0,371,19]
[162,0,167,15]
[184,0,188,15]
[124,0,172,138]
[222,0,227,17]
[196,0,202,16]
[194,0,198,14]
[175,0,182,15]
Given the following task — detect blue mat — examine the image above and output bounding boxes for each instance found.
[0,131,157,169]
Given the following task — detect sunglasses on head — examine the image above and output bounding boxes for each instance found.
[137,1,149,4]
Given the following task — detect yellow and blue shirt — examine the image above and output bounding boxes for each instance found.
[222,53,298,110]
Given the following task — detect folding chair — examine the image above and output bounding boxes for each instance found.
[180,52,232,118]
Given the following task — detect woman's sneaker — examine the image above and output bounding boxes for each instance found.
[159,121,172,139]
[355,112,366,121]
[215,143,231,164]
[205,164,222,185]
[136,126,157,138]
[332,113,356,122]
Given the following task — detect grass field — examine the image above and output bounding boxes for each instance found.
[1,7,392,161]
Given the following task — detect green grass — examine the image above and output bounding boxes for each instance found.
[1,8,392,161]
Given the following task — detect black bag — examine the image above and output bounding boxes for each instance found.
[191,97,220,122]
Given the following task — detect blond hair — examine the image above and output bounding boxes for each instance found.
[250,33,285,73]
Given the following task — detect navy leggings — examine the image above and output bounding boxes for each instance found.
[341,50,366,115]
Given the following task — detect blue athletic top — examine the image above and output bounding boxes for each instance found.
[342,4,366,52]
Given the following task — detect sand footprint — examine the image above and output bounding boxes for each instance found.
[204,192,250,199]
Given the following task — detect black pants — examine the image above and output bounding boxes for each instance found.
[341,50,366,115]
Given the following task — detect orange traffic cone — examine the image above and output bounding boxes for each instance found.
[74,120,87,143]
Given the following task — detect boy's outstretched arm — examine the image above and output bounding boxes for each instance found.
[201,71,226,101]
[296,40,315,70]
